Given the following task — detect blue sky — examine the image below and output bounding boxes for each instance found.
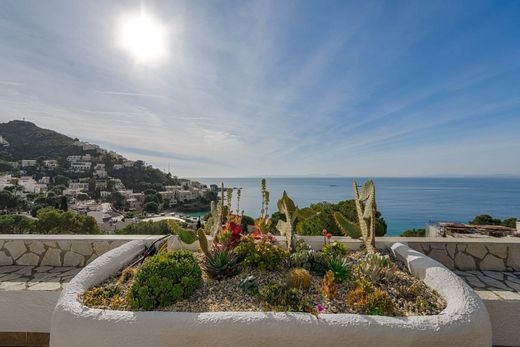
[0,0,519,177]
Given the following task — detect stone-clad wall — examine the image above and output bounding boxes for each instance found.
[0,235,160,267]
[406,240,520,271]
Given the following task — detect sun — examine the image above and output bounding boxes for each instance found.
[117,11,168,64]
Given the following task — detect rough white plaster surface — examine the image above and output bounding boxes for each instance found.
[50,241,492,347]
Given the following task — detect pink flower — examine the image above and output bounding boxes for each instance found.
[316,304,325,313]
[252,230,262,239]
[322,229,328,236]
[326,233,332,240]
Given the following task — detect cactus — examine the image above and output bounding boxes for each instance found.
[333,212,362,239]
[333,180,377,253]
[198,229,209,256]
[276,191,298,251]
[287,268,312,290]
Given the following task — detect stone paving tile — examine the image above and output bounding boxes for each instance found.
[458,271,520,301]
[0,265,83,291]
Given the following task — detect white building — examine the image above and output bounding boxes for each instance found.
[70,161,92,172]
[176,190,198,202]
[19,176,47,193]
[95,181,108,190]
[39,176,51,184]
[81,154,92,161]
[112,164,123,170]
[21,160,37,167]
[69,182,89,191]
[66,155,81,162]
[100,191,111,199]
[122,160,134,168]
[43,160,58,169]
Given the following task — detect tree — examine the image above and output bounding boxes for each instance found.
[59,196,68,211]
[35,208,100,234]
[469,214,501,225]
[143,201,159,214]
[502,218,517,229]
[110,192,126,210]
[53,175,70,187]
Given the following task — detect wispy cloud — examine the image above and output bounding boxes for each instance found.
[0,0,519,176]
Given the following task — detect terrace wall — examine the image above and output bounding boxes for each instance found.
[0,235,160,267]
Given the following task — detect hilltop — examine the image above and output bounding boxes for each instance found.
[0,120,79,161]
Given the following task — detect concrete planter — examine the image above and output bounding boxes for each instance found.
[50,240,492,347]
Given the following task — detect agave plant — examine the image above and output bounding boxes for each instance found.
[328,256,351,284]
[356,253,395,283]
[203,249,240,280]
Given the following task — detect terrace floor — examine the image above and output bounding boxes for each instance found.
[0,265,81,347]
[455,270,520,298]
[0,265,81,291]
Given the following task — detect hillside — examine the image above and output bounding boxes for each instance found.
[0,120,179,192]
[0,120,81,160]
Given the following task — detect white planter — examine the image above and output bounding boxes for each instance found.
[50,240,492,347]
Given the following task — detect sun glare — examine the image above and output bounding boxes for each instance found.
[117,11,168,64]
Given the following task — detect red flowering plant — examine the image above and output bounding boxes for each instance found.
[322,229,332,245]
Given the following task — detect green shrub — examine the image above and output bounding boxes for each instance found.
[400,228,425,237]
[127,250,201,310]
[295,200,387,237]
[233,235,288,271]
[116,220,197,243]
[259,281,310,312]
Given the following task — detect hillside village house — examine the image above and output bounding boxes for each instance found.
[20,159,37,167]
[66,155,81,162]
[43,159,58,169]
[70,161,92,172]
[19,176,47,193]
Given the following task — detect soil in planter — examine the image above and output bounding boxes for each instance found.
[82,250,446,316]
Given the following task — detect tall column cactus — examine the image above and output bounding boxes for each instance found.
[333,180,377,254]
[276,191,298,251]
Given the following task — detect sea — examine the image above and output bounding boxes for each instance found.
[191,177,520,236]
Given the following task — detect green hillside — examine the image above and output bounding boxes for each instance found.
[0,120,80,160]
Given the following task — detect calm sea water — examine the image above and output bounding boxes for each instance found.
[193,177,520,236]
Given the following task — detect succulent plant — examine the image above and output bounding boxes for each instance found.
[356,253,395,283]
[322,270,337,299]
[239,275,259,295]
[328,257,350,284]
[346,279,395,316]
[203,249,240,280]
[287,268,312,290]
